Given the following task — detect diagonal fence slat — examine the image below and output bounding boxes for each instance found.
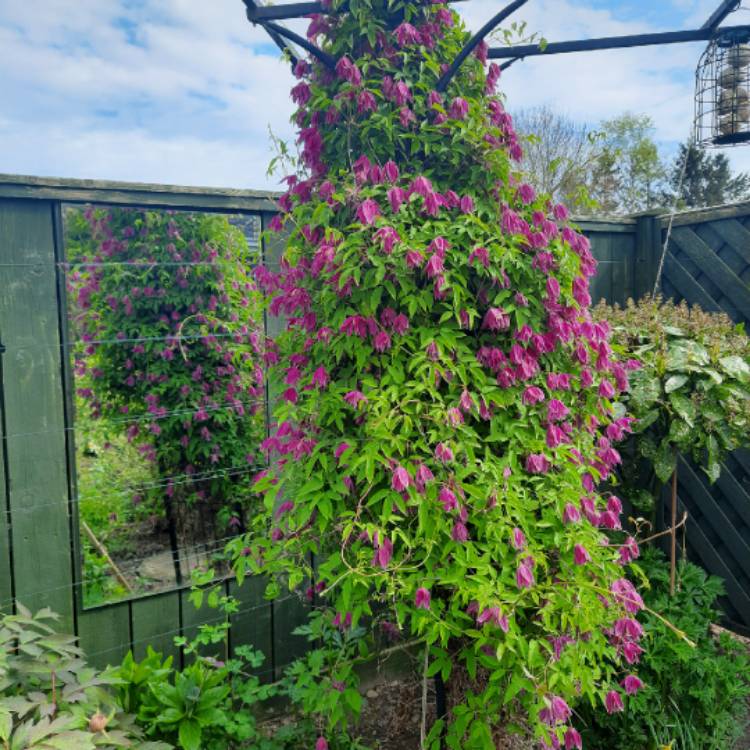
[656,209,750,629]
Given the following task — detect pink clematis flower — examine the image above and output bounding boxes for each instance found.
[605,690,624,714]
[449,97,469,119]
[357,198,381,226]
[621,674,643,695]
[511,527,526,550]
[562,503,581,524]
[415,587,431,609]
[344,390,367,408]
[573,544,591,565]
[516,560,535,589]
[564,728,582,749]
[482,307,510,331]
[525,453,551,474]
[435,442,453,463]
[391,465,411,492]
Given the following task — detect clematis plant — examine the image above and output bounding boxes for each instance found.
[233,1,657,747]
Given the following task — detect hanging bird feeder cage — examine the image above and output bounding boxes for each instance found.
[695,27,750,147]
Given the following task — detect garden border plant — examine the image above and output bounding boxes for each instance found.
[227,2,696,748]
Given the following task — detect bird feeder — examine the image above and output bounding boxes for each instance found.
[695,28,750,147]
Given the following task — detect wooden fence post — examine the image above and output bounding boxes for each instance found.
[633,210,664,299]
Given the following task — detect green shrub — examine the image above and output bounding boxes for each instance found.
[595,298,750,509]
[0,606,169,750]
[578,550,750,749]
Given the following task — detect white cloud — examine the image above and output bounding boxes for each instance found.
[2,0,750,190]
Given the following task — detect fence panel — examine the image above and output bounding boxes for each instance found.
[657,204,750,629]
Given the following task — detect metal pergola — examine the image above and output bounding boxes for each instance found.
[242,0,749,84]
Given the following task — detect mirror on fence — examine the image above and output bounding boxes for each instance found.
[61,204,267,608]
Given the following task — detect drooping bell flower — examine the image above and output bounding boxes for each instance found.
[562,503,581,524]
[394,21,420,46]
[522,386,545,406]
[415,463,434,492]
[482,307,510,331]
[373,536,393,569]
[516,560,535,589]
[343,390,367,408]
[451,522,469,542]
[391,464,411,492]
[415,587,431,609]
[547,399,569,422]
[605,690,624,714]
[448,97,468,119]
[573,544,591,565]
[469,246,489,267]
[563,727,582,749]
[611,579,644,614]
[373,330,392,352]
[357,198,381,226]
[311,366,329,389]
[525,453,551,474]
[438,487,457,512]
[511,527,526,550]
[316,737,329,750]
[460,195,474,213]
[621,674,643,695]
[435,442,454,463]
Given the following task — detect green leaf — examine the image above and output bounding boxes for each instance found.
[719,355,750,381]
[669,392,696,427]
[178,719,202,750]
[654,440,677,483]
[0,709,10,742]
[664,374,689,393]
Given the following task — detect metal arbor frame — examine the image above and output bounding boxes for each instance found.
[241,0,750,86]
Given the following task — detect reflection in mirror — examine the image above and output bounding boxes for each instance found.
[62,204,266,607]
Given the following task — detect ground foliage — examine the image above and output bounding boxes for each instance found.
[578,549,750,750]
[230,1,660,747]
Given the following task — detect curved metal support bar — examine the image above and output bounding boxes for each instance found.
[499,57,522,71]
[242,0,300,66]
[435,0,529,92]
[263,20,337,69]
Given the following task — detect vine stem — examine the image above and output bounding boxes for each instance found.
[420,644,429,749]
[583,582,696,647]
[669,464,679,596]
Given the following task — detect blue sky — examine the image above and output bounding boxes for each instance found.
[2,0,749,190]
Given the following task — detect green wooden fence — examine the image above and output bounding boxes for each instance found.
[0,174,748,673]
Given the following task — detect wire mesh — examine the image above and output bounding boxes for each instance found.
[695,27,750,147]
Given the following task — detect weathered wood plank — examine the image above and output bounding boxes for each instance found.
[669,228,750,319]
[634,212,662,299]
[130,591,181,662]
[683,500,750,625]
[0,174,279,213]
[0,199,74,626]
[0,359,12,614]
[666,201,750,227]
[707,218,750,267]
[714,465,750,530]
[663,253,722,311]
[678,457,750,567]
[78,602,132,668]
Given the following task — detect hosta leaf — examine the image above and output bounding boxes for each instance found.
[719,355,750,381]
[664,374,689,393]
[668,392,696,427]
[654,440,677,483]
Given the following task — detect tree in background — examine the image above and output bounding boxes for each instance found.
[514,106,610,209]
[596,113,666,214]
[666,141,750,209]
